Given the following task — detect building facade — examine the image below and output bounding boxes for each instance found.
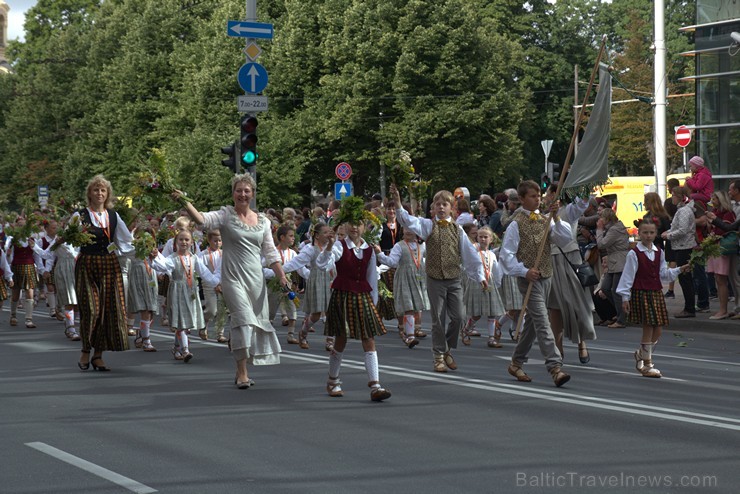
[680,1,740,185]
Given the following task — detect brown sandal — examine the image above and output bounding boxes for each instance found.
[508,364,532,382]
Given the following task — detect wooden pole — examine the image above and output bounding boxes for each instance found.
[513,35,608,341]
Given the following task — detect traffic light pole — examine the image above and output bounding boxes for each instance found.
[246,0,257,208]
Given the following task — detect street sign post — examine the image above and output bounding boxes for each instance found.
[335,162,352,181]
[675,125,692,172]
[335,182,353,200]
[237,62,268,94]
[37,185,49,208]
[237,95,268,113]
[675,125,691,148]
[227,21,274,39]
[541,139,553,175]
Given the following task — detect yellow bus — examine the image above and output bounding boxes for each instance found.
[593,173,690,229]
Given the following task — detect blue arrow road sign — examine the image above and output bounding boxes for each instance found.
[237,63,268,94]
[335,183,353,200]
[227,21,274,39]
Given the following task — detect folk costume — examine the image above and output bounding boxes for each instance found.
[499,207,573,386]
[75,208,134,355]
[616,243,681,377]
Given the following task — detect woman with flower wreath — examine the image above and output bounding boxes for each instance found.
[314,196,392,401]
[174,174,289,389]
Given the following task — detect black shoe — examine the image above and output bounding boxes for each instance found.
[90,356,111,371]
[578,347,590,364]
[664,290,675,299]
[674,311,696,318]
[78,350,91,371]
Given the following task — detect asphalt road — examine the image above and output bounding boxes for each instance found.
[1,301,738,494]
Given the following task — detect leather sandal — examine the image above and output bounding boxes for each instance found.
[134,334,144,349]
[414,328,427,338]
[298,330,309,349]
[327,377,343,397]
[9,316,17,326]
[369,381,391,402]
[142,339,157,352]
[433,356,447,373]
[286,332,299,344]
[487,336,503,348]
[217,335,228,343]
[550,367,571,387]
[508,364,531,382]
[25,320,36,329]
[404,335,419,348]
[461,330,471,346]
[325,337,335,352]
[443,352,457,370]
[198,329,208,341]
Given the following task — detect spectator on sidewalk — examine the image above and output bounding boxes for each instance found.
[685,156,714,205]
[661,186,697,318]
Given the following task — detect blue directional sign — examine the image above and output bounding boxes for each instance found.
[335,182,353,200]
[227,21,274,39]
[237,63,268,94]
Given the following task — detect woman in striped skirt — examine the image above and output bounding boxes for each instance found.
[0,247,14,311]
[315,200,391,402]
[75,175,134,372]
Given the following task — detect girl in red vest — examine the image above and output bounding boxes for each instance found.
[616,218,690,378]
[7,216,41,328]
[315,197,391,402]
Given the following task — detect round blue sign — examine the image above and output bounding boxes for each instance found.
[237,63,268,94]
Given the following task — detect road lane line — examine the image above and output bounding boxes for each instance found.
[25,442,157,493]
[279,351,740,431]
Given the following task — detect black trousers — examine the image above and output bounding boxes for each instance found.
[674,248,695,313]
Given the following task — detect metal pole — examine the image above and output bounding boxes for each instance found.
[378,112,386,201]
[574,64,579,157]
[246,0,256,20]
[683,147,688,173]
[654,0,668,201]
[247,0,257,208]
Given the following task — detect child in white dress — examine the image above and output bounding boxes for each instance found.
[462,227,505,348]
[152,227,220,362]
[375,229,429,348]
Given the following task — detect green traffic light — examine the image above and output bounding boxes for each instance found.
[242,150,257,164]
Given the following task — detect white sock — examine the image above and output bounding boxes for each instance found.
[64,309,75,328]
[640,342,653,361]
[498,313,511,326]
[177,330,189,351]
[127,317,136,328]
[140,319,152,339]
[487,318,497,338]
[404,315,414,336]
[364,351,380,385]
[47,293,56,314]
[302,317,314,332]
[328,351,343,379]
[24,299,34,320]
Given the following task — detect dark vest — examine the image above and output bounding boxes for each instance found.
[11,245,35,265]
[632,246,662,291]
[79,208,118,255]
[331,239,372,293]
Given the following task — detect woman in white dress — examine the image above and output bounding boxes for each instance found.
[175,175,289,389]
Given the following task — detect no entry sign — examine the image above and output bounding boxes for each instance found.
[675,125,692,148]
[335,162,352,181]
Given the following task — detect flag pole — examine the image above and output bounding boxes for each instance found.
[513,35,608,341]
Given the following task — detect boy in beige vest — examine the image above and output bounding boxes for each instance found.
[499,180,573,386]
[390,185,485,372]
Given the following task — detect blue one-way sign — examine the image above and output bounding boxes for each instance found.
[237,63,268,94]
[227,21,274,39]
[335,183,353,200]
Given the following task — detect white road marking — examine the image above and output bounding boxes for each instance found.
[280,350,740,432]
[25,442,157,493]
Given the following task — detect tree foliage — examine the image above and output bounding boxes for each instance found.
[0,0,697,212]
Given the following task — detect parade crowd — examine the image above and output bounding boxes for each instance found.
[1,157,738,400]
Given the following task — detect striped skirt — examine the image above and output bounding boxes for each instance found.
[75,253,129,352]
[12,263,38,290]
[325,290,387,340]
[0,279,7,301]
[158,274,170,297]
[627,289,669,327]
